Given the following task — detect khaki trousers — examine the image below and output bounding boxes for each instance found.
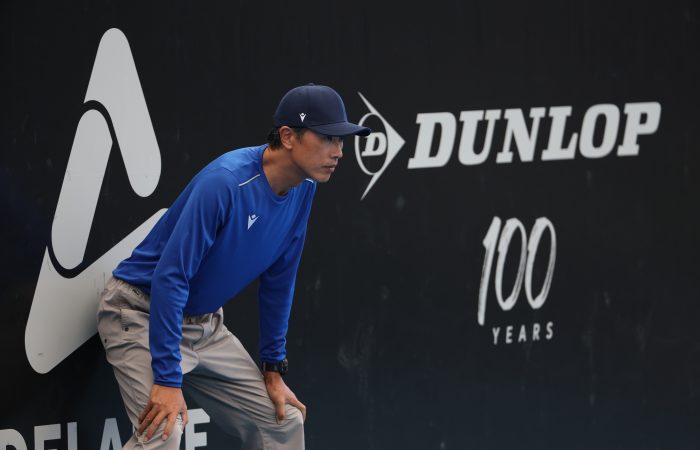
[96,277,304,449]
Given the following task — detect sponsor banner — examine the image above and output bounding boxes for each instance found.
[2,1,699,449]
[355,97,661,199]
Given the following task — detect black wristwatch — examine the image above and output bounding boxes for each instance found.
[261,358,288,375]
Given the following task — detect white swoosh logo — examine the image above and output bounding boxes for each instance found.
[25,28,164,374]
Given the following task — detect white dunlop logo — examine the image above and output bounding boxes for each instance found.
[353,94,661,199]
[25,28,166,374]
[354,92,405,200]
[477,216,556,346]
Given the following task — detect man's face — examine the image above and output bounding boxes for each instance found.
[290,130,344,183]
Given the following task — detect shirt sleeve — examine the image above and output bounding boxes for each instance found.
[257,228,307,363]
[149,168,234,387]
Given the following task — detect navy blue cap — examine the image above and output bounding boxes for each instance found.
[273,84,371,137]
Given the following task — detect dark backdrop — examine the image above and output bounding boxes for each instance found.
[2,1,699,449]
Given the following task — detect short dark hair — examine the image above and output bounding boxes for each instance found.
[266,127,307,149]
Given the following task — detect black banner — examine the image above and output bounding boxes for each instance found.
[2,1,699,449]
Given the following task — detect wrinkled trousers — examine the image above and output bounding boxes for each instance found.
[97,277,304,450]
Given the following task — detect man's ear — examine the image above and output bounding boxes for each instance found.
[279,126,295,150]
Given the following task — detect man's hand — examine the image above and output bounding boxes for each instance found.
[263,371,307,424]
[137,384,189,442]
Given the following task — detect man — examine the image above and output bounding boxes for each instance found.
[97,84,370,449]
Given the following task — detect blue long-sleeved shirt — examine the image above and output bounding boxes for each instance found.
[113,144,316,387]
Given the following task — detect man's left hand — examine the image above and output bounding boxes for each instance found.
[263,371,307,424]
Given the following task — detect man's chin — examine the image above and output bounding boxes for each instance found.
[309,173,332,183]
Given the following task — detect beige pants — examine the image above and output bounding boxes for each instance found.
[96,277,304,450]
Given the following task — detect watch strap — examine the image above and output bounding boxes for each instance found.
[261,358,288,375]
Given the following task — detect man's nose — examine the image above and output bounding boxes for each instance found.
[334,141,344,159]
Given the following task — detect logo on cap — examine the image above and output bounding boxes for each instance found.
[299,113,306,122]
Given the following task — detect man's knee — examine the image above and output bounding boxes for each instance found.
[288,405,303,421]
[281,405,305,438]
[125,415,184,450]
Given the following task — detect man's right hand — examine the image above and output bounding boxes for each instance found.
[137,384,189,442]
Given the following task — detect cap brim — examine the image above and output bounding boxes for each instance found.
[308,122,371,137]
